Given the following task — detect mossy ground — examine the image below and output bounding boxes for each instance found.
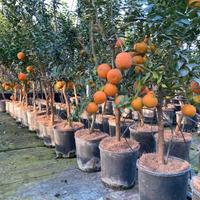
[0,112,76,199]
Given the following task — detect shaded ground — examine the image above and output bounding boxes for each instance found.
[0,112,199,200]
[0,113,139,200]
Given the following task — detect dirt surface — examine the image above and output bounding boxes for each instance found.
[162,130,192,142]
[192,176,200,192]
[75,129,108,141]
[100,137,139,153]
[130,124,158,133]
[139,153,190,173]
[54,121,84,131]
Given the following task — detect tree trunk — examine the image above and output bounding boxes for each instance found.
[32,81,36,111]
[73,84,79,107]
[50,85,54,125]
[115,107,121,141]
[156,95,165,164]
[63,84,72,127]
[175,112,183,134]
[90,113,96,134]
[138,110,144,127]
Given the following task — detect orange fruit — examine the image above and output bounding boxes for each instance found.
[188,0,200,7]
[134,66,144,74]
[86,102,98,114]
[115,38,124,48]
[26,66,33,73]
[103,83,118,96]
[190,81,200,94]
[131,97,143,111]
[17,52,25,60]
[55,81,65,90]
[93,91,107,104]
[4,85,11,91]
[115,95,125,105]
[133,42,148,54]
[18,73,26,81]
[97,64,111,79]
[132,55,145,65]
[181,104,196,117]
[107,68,122,84]
[115,52,132,70]
[142,94,158,108]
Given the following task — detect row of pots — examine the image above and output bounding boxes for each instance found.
[0,99,197,200]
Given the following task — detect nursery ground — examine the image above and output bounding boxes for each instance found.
[0,112,199,200]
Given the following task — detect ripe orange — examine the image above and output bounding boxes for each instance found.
[18,73,26,81]
[133,42,148,54]
[131,97,143,111]
[55,81,65,90]
[86,102,98,114]
[97,64,111,78]
[107,68,122,84]
[115,95,125,105]
[181,104,196,117]
[115,52,132,70]
[190,81,200,94]
[17,52,25,60]
[134,66,144,74]
[142,93,158,108]
[188,0,200,7]
[115,38,124,48]
[132,55,145,65]
[26,66,33,73]
[93,91,107,104]
[103,83,118,96]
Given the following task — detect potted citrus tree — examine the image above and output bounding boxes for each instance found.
[134,1,200,199]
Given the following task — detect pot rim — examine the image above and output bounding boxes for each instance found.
[190,177,200,196]
[137,156,191,177]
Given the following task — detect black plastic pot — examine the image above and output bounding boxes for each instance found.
[162,108,176,126]
[137,157,190,200]
[129,125,157,156]
[191,176,200,200]
[164,139,191,162]
[80,112,90,128]
[75,129,108,172]
[109,118,132,138]
[99,137,139,189]
[142,108,157,124]
[155,132,192,162]
[0,100,6,112]
[104,100,114,115]
[53,122,84,157]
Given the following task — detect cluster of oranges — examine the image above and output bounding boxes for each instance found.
[86,38,159,114]
[17,52,34,82]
